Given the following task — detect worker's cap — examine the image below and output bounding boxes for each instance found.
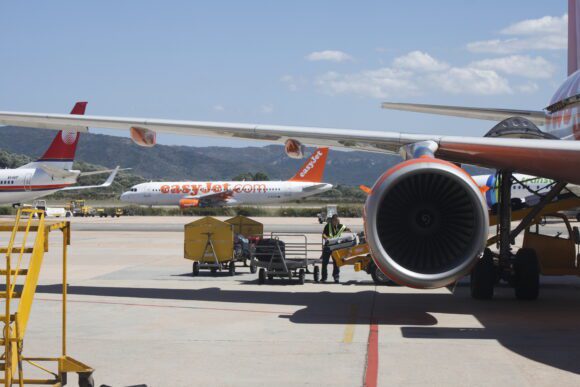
[331,214,339,219]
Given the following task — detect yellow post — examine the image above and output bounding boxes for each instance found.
[62,225,67,356]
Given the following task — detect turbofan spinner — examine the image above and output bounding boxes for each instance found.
[364,141,489,289]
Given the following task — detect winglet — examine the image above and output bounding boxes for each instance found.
[289,147,329,182]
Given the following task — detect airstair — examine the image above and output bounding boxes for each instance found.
[0,208,93,386]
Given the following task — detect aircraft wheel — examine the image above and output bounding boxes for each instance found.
[514,248,539,300]
[192,261,200,276]
[471,248,495,299]
[313,265,320,282]
[250,261,257,274]
[228,261,236,276]
[258,268,266,284]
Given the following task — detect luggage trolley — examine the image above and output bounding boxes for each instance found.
[184,217,237,276]
[253,233,321,284]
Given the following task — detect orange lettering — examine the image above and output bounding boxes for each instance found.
[161,185,170,194]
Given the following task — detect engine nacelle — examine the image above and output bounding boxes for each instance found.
[364,158,489,289]
[179,198,200,209]
[284,139,306,159]
[130,126,157,147]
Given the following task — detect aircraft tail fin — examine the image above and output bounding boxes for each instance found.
[34,102,87,169]
[570,0,580,75]
[289,147,329,183]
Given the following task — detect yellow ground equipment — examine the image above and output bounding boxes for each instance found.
[225,215,263,271]
[184,216,237,276]
[225,215,263,239]
[0,208,93,386]
[331,241,393,285]
[66,200,94,218]
[523,213,580,276]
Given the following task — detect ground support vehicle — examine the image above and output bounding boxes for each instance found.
[331,236,394,285]
[253,233,320,284]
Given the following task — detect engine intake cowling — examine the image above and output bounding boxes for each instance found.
[179,198,200,209]
[364,158,489,289]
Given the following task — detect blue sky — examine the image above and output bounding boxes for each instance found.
[0,1,569,147]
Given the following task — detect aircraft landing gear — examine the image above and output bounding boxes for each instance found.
[470,170,567,300]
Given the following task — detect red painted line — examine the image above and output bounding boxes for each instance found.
[363,289,379,387]
[364,323,379,387]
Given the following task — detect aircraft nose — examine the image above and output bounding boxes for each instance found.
[120,192,129,202]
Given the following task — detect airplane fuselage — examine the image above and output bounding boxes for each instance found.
[120,180,333,206]
[0,167,76,205]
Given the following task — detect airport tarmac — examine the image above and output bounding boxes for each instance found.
[8,216,580,386]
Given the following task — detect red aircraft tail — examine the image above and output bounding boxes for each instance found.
[37,102,87,166]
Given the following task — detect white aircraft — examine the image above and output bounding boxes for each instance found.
[0,102,120,205]
[120,147,333,207]
[3,2,580,298]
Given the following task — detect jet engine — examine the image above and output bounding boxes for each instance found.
[130,126,157,147]
[364,158,489,289]
[179,198,200,209]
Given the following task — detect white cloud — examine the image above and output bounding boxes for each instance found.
[470,55,555,79]
[429,68,512,95]
[393,51,449,72]
[260,104,274,114]
[315,68,417,99]
[501,14,567,36]
[306,50,353,62]
[315,58,513,98]
[467,13,567,54]
[213,104,225,112]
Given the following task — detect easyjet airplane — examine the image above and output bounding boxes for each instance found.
[0,102,120,206]
[3,1,580,297]
[120,147,332,207]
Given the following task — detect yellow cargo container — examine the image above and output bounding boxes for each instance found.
[225,215,263,238]
[184,216,236,275]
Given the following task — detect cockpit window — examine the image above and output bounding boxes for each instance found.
[130,188,138,192]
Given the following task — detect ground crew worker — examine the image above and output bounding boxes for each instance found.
[321,214,346,283]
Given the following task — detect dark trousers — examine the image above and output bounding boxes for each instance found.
[321,246,339,280]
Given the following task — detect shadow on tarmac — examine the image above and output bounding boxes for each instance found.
[35,282,580,375]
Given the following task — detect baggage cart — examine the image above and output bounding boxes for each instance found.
[253,233,320,284]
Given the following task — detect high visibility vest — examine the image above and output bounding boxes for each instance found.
[327,224,346,238]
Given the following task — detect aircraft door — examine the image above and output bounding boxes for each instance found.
[24,174,32,191]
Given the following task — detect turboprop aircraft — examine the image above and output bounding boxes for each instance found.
[120,147,332,207]
[2,1,580,300]
[0,102,120,206]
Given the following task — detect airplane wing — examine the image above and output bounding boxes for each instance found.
[79,167,130,177]
[1,111,580,184]
[186,190,234,206]
[38,164,79,179]
[381,102,547,126]
[60,166,119,191]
